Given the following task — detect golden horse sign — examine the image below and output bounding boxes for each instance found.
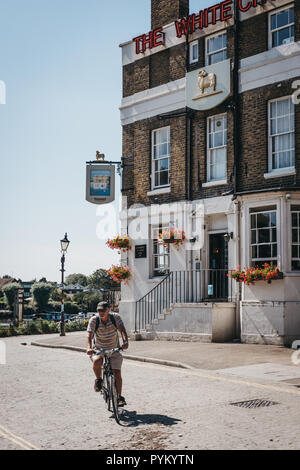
[186,59,231,111]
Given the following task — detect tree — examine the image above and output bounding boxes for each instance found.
[65,273,88,286]
[31,282,53,311]
[39,277,47,283]
[50,288,62,302]
[88,269,120,290]
[73,291,103,312]
[2,282,22,311]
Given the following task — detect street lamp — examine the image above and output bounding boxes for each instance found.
[60,233,70,336]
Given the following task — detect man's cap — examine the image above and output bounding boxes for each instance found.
[97,301,109,312]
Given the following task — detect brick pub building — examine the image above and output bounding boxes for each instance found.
[119,0,300,345]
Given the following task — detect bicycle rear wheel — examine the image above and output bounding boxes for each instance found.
[109,374,120,424]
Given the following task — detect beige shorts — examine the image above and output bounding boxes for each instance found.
[93,351,123,370]
[110,351,123,370]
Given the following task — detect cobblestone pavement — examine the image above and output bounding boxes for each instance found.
[1,335,300,450]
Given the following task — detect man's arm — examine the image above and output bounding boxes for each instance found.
[86,331,94,355]
[119,324,129,350]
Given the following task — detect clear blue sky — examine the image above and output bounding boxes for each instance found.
[0,0,214,282]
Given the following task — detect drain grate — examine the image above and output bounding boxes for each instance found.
[230,399,279,409]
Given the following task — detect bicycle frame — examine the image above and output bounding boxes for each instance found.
[91,347,122,424]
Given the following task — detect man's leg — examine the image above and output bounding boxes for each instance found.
[92,356,103,392]
[112,369,122,396]
[92,355,103,379]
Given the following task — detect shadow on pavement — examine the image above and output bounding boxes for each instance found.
[118,410,181,428]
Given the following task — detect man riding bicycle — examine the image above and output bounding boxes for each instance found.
[86,302,129,407]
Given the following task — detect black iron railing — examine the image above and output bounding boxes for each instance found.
[135,270,234,332]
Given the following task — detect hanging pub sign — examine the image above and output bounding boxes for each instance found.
[86,153,116,205]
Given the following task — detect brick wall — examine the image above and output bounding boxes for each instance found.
[122,115,188,207]
[239,12,268,60]
[239,1,300,60]
[151,0,189,30]
[191,107,235,200]
[150,49,170,88]
[238,78,300,193]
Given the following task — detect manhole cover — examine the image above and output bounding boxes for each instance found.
[230,399,279,409]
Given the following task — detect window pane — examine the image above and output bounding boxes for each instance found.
[292,245,298,258]
[251,230,257,244]
[252,246,258,259]
[259,245,271,258]
[292,261,300,271]
[160,171,169,186]
[271,13,276,30]
[277,9,289,28]
[257,213,270,228]
[278,27,291,46]
[292,229,298,243]
[159,158,169,171]
[292,213,298,227]
[258,229,270,243]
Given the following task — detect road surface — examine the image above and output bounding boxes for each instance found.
[1,336,300,450]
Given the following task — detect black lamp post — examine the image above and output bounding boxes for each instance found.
[60,233,70,337]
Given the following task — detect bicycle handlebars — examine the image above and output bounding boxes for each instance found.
[93,347,123,356]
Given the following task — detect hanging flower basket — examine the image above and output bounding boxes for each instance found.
[107,265,131,285]
[158,228,186,249]
[106,235,131,252]
[228,264,283,286]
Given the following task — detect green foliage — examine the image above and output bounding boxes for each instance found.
[65,273,88,286]
[48,300,61,312]
[64,302,79,315]
[88,269,120,290]
[0,297,7,309]
[65,319,88,332]
[31,282,53,310]
[23,305,37,316]
[0,319,87,337]
[50,288,62,302]
[73,291,103,312]
[2,282,22,310]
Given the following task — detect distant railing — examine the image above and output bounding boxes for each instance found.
[135,270,234,332]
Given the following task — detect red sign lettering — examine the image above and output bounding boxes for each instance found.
[133,0,274,54]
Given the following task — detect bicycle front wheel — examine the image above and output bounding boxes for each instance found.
[109,374,120,424]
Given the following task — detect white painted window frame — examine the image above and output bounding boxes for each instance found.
[268,4,295,50]
[249,205,279,268]
[189,40,199,64]
[151,224,170,278]
[268,95,295,174]
[207,113,227,183]
[205,31,227,66]
[290,203,300,272]
[151,126,170,190]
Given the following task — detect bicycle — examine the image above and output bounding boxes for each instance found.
[91,347,123,424]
